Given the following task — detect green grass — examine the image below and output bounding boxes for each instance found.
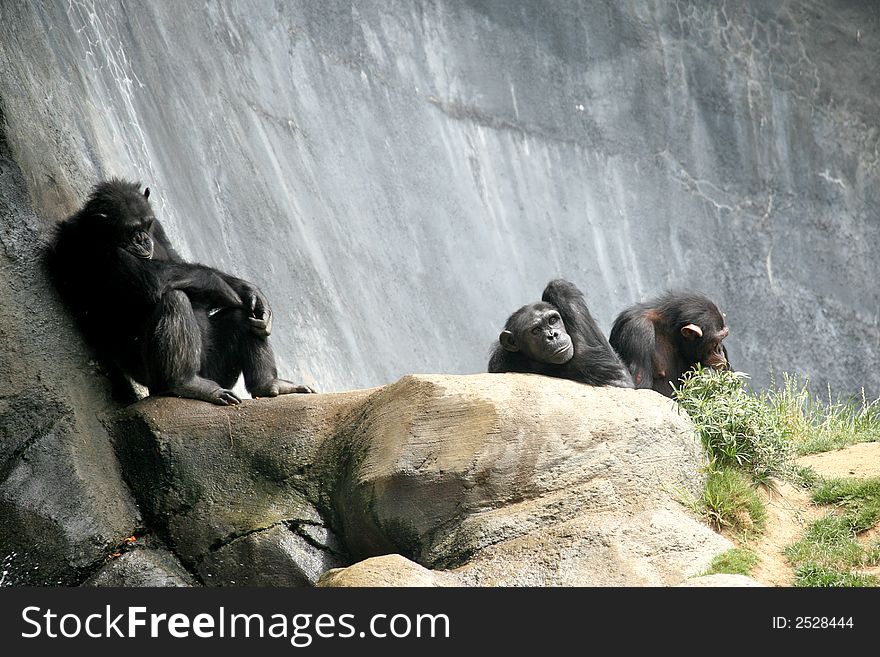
[793,563,878,588]
[784,477,880,586]
[703,547,759,577]
[675,368,793,484]
[695,466,766,535]
[763,374,880,455]
[674,368,880,588]
[785,514,868,569]
[812,477,880,521]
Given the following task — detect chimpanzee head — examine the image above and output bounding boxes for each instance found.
[676,294,729,369]
[499,301,575,365]
[79,178,156,259]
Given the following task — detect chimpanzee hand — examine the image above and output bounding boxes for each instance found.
[240,285,273,338]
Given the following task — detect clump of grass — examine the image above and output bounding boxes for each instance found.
[785,514,867,569]
[763,374,880,455]
[793,563,878,587]
[811,477,880,524]
[790,464,822,489]
[694,466,766,535]
[702,547,759,576]
[675,367,793,484]
[785,476,880,583]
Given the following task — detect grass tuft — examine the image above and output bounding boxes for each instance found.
[675,367,793,484]
[693,466,766,535]
[793,563,878,587]
[703,547,759,577]
[763,374,880,455]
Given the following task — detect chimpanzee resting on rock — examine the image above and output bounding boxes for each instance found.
[488,279,634,388]
[49,178,315,405]
[609,291,730,398]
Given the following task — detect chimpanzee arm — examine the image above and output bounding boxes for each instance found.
[542,279,634,388]
[150,221,183,262]
[151,260,243,309]
[608,309,656,389]
[541,279,607,346]
[218,273,273,337]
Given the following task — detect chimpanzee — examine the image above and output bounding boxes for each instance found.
[609,291,730,398]
[48,178,315,405]
[488,279,634,388]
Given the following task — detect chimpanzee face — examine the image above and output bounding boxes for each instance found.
[121,213,156,260]
[680,306,729,370]
[500,303,575,365]
[87,186,157,259]
[701,330,729,369]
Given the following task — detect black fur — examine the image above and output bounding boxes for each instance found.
[609,290,730,398]
[489,279,634,388]
[48,178,315,405]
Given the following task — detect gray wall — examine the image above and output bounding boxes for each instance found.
[2,0,879,395]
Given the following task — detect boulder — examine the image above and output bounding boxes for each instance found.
[318,554,449,587]
[197,524,344,586]
[111,389,371,582]
[83,548,195,587]
[113,373,730,586]
[327,374,730,585]
[0,155,140,586]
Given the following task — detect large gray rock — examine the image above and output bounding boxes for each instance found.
[327,374,730,585]
[197,524,345,587]
[0,144,140,586]
[83,548,195,587]
[111,390,372,582]
[113,374,730,587]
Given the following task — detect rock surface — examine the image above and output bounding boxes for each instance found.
[0,147,140,586]
[113,374,730,586]
[677,574,765,587]
[83,548,195,587]
[318,554,449,588]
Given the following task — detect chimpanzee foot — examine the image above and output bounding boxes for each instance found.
[250,379,317,397]
[163,378,242,405]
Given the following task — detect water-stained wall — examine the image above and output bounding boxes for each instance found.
[2,0,878,395]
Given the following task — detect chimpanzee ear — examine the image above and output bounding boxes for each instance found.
[144,187,150,199]
[681,323,703,340]
[499,330,519,352]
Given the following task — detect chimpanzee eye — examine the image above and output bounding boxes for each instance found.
[549,315,558,325]
[531,326,541,336]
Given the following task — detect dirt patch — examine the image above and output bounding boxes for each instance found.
[796,442,880,479]
[743,442,879,586]
[747,482,821,586]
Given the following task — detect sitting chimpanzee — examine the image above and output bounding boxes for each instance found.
[488,279,634,388]
[609,291,730,398]
[49,178,315,405]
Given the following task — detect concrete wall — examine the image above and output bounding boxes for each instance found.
[3,0,879,396]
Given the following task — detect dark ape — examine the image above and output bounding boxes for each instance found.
[49,178,315,405]
[609,291,730,398]
[488,279,634,388]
